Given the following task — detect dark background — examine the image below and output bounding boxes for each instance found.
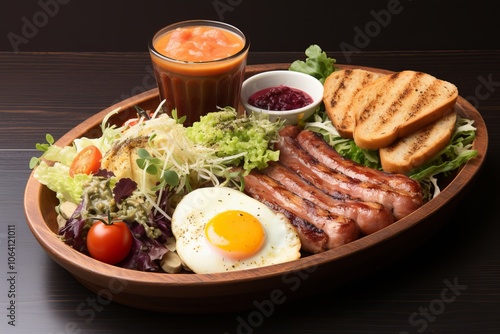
[0,0,498,53]
[1,2,500,333]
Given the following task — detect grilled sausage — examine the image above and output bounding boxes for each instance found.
[275,134,423,220]
[263,162,394,235]
[243,171,359,253]
[296,128,423,196]
[251,196,329,254]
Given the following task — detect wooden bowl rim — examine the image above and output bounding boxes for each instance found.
[24,64,488,288]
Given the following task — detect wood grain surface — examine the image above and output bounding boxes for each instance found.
[1,50,500,333]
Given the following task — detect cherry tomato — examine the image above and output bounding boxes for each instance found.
[86,220,133,265]
[69,145,102,177]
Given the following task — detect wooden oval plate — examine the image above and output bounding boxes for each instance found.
[24,64,488,313]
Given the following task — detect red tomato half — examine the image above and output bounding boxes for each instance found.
[69,145,102,177]
[86,221,133,265]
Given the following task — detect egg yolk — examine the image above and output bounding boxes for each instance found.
[204,210,265,260]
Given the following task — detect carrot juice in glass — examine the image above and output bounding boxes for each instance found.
[148,20,250,126]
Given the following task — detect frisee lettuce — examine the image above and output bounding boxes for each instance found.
[186,107,282,174]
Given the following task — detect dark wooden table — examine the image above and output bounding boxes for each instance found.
[1,50,499,333]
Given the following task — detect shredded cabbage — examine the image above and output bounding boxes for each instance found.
[115,107,243,212]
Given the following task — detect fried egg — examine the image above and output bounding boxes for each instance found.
[171,186,301,274]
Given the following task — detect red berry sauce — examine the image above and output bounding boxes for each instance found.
[248,85,313,111]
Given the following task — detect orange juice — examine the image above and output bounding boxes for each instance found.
[149,20,250,126]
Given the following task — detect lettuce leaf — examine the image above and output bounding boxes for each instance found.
[34,161,92,204]
[289,44,336,84]
[41,144,77,167]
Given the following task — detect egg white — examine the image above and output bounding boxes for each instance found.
[171,186,301,274]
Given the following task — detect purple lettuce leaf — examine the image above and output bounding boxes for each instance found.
[149,187,174,243]
[118,222,168,272]
[113,178,137,204]
[95,168,115,178]
[58,197,90,254]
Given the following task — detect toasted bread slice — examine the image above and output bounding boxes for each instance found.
[323,69,384,138]
[380,111,457,174]
[352,70,458,150]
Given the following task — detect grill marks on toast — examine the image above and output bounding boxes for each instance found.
[322,68,460,174]
[380,111,458,174]
[323,69,383,138]
[352,70,458,149]
[358,72,421,132]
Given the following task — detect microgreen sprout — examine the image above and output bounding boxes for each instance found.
[29,133,55,169]
[136,148,180,190]
[171,109,186,124]
[136,148,161,175]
